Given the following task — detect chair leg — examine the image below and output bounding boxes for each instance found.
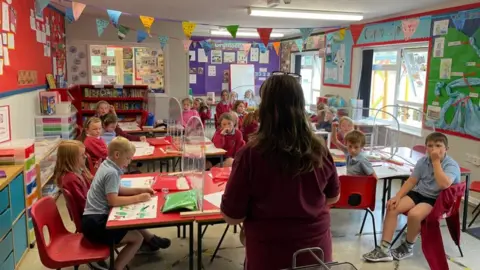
[458,245,463,257]
[74,266,79,270]
[365,209,378,247]
[210,225,230,263]
[358,210,369,235]
[183,224,186,238]
[201,225,209,238]
[473,203,480,214]
[177,225,181,238]
[391,224,407,246]
[469,208,480,228]
[233,225,237,234]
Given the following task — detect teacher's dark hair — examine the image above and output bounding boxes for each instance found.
[249,75,329,175]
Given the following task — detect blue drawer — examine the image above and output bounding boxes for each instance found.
[25,180,37,196]
[12,214,27,266]
[0,232,13,263]
[9,175,25,221]
[0,208,11,239]
[0,251,14,270]
[0,188,8,215]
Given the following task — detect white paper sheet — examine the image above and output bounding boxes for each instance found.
[259,50,269,64]
[134,146,155,157]
[189,74,197,84]
[2,2,10,31]
[189,50,196,61]
[121,177,155,188]
[208,65,216,76]
[204,191,224,208]
[117,122,141,131]
[198,49,208,63]
[0,59,3,75]
[7,33,14,49]
[108,196,158,221]
[131,141,150,148]
[3,47,9,66]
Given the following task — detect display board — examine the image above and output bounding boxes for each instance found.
[230,64,255,99]
[426,9,480,141]
[323,29,353,87]
[189,39,279,96]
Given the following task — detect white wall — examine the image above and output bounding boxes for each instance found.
[0,88,43,140]
[65,14,189,99]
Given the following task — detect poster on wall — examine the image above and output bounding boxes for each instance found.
[211,50,222,64]
[323,29,353,87]
[250,47,259,62]
[426,10,480,141]
[0,105,11,143]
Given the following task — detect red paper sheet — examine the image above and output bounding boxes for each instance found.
[152,175,191,191]
[210,167,231,182]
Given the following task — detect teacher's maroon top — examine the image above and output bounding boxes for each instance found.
[221,145,339,270]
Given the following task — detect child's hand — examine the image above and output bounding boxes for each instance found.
[109,105,116,113]
[142,187,155,195]
[137,193,152,203]
[140,136,147,142]
[221,128,229,135]
[430,149,441,163]
[387,196,399,210]
[332,122,339,128]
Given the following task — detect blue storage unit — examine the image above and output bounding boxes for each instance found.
[0,165,28,269]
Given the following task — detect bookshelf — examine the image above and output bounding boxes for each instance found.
[56,85,149,126]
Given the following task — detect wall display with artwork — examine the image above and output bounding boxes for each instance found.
[322,29,354,87]
[426,8,480,141]
[280,34,325,72]
[189,39,280,96]
[67,43,89,84]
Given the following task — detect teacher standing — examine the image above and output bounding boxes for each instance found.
[220,74,340,270]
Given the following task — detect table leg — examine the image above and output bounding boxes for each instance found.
[381,180,387,219]
[197,223,203,270]
[189,222,194,270]
[220,155,224,167]
[387,179,392,201]
[109,241,115,270]
[463,174,471,232]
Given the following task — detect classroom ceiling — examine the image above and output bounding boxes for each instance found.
[59,0,457,36]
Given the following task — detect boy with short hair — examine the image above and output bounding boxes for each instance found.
[363,132,460,262]
[317,106,338,132]
[101,113,118,145]
[341,130,377,178]
[82,137,171,270]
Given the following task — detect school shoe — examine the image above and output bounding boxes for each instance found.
[88,260,109,270]
[136,236,171,254]
[363,247,393,262]
[391,242,414,260]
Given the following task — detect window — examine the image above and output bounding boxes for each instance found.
[369,44,428,133]
[291,52,322,111]
[89,45,165,90]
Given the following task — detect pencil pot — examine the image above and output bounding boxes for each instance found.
[147,113,155,126]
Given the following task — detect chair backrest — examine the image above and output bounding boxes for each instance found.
[31,196,70,268]
[332,175,377,211]
[412,144,427,154]
[62,188,83,233]
[84,151,95,175]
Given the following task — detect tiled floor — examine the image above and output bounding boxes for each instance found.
[17,179,480,270]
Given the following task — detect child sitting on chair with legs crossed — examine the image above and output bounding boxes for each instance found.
[363,132,460,262]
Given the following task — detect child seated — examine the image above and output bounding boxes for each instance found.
[210,112,245,168]
[215,90,233,128]
[317,106,338,132]
[82,137,171,270]
[233,100,246,129]
[101,113,118,145]
[244,90,258,108]
[242,109,259,143]
[78,117,108,172]
[331,117,354,150]
[193,98,211,127]
[182,98,200,126]
[310,103,326,123]
[342,130,377,178]
[363,132,460,262]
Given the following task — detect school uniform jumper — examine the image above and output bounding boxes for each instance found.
[236,113,245,130]
[198,108,212,127]
[182,109,200,126]
[221,146,339,270]
[215,102,232,124]
[60,172,91,228]
[83,136,108,171]
[212,129,245,158]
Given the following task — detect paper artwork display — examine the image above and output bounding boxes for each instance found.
[433,38,445,58]
[108,197,158,221]
[211,50,222,64]
[237,51,247,63]
[439,58,452,79]
[208,65,216,76]
[250,47,259,62]
[0,106,11,143]
[433,20,449,36]
[401,18,420,40]
[189,74,197,84]
[224,52,235,63]
[2,2,10,31]
[189,50,196,61]
[259,50,269,64]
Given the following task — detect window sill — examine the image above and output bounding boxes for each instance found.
[398,126,423,138]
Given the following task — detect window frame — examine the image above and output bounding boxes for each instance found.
[290,51,323,111]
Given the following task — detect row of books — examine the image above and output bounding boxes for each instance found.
[83,88,147,98]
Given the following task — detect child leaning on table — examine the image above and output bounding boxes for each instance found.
[363,132,460,262]
[82,137,171,270]
[342,130,377,178]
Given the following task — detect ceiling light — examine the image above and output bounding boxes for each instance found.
[248,7,363,21]
[210,30,285,38]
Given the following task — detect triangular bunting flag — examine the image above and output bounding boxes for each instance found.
[72,2,86,21]
[200,40,212,54]
[117,25,129,40]
[451,11,466,31]
[294,39,304,52]
[272,42,280,56]
[349,24,364,44]
[183,40,193,51]
[182,21,197,39]
[226,25,239,38]
[258,43,267,53]
[299,28,314,43]
[107,9,122,28]
[96,19,109,37]
[137,30,148,43]
[257,28,272,47]
[140,16,155,34]
[35,0,50,17]
[65,8,74,23]
[192,41,197,48]
[401,18,419,40]
[242,43,251,55]
[159,36,169,50]
[312,35,320,47]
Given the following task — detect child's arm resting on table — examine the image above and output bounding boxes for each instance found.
[103,172,150,207]
[119,186,154,196]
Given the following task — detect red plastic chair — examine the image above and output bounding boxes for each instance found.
[31,196,109,269]
[468,181,480,227]
[412,144,427,154]
[84,152,96,175]
[331,175,378,246]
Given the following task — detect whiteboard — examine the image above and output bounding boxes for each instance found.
[230,64,255,100]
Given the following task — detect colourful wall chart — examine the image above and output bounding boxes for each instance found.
[323,29,353,87]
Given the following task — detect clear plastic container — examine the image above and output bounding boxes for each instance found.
[35,129,75,140]
[34,112,76,125]
[0,139,35,165]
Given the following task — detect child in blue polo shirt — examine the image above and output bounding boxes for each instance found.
[363,132,460,262]
[335,128,376,178]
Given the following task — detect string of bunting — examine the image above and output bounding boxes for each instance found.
[36,0,338,55]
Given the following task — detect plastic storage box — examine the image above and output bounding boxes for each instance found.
[35,113,77,139]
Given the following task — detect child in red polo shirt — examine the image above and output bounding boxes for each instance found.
[211,112,245,168]
[215,90,232,128]
[233,100,246,130]
[77,117,107,172]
